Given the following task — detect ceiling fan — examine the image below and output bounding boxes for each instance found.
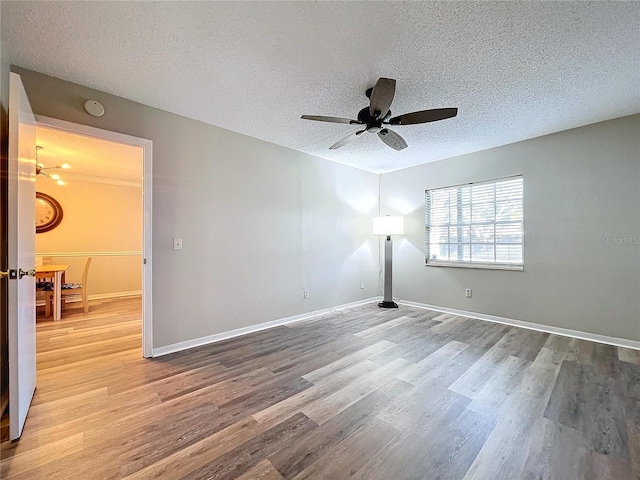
[301,78,458,151]
[36,146,70,185]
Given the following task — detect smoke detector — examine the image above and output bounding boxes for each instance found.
[84,99,105,117]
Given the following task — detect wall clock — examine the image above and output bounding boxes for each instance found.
[35,192,63,233]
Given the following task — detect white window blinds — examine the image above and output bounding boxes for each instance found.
[425,176,524,269]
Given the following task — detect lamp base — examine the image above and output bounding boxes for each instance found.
[378,301,399,309]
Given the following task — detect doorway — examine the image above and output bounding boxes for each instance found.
[34,115,152,357]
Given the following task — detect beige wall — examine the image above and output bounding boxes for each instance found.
[14,67,380,350]
[35,176,142,298]
[380,115,640,342]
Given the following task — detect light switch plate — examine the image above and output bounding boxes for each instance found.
[173,238,183,250]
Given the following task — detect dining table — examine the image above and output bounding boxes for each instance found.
[36,264,69,321]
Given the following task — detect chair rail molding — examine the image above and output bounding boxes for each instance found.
[37,251,142,257]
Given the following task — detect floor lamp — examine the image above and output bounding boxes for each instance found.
[373,215,404,308]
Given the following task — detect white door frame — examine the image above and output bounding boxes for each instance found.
[34,115,153,358]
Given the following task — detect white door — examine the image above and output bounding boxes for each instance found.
[7,72,37,440]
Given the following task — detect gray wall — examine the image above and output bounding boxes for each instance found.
[381,115,640,341]
[8,67,640,348]
[13,67,380,349]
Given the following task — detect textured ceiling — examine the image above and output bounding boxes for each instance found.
[3,2,639,173]
[36,126,143,185]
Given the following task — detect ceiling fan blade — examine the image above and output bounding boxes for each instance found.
[329,129,366,150]
[369,78,396,119]
[388,107,458,126]
[301,115,362,124]
[378,128,408,151]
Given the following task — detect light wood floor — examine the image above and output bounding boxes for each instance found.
[1,297,639,479]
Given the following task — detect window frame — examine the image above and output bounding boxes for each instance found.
[425,175,524,271]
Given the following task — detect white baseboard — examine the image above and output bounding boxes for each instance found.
[152,297,379,357]
[397,299,640,351]
[153,295,640,357]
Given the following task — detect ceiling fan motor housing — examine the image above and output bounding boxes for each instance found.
[357,107,391,131]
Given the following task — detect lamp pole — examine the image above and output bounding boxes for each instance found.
[373,215,403,309]
[379,234,398,308]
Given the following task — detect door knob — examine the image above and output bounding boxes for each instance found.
[18,268,36,279]
[1,269,18,279]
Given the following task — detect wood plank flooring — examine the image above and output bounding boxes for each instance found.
[1,297,638,479]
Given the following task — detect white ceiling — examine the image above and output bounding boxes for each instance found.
[3,2,639,173]
[36,126,143,185]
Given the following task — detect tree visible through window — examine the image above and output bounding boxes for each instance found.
[425,176,523,269]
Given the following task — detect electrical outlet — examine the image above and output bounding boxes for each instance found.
[173,238,183,250]
[465,288,472,298]
[360,280,365,289]
[304,290,310,299]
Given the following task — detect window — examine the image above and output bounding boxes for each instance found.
[425,175,523,270]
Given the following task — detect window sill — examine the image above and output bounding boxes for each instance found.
[425,261,524,271]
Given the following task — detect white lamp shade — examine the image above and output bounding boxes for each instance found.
[373,216,404,235]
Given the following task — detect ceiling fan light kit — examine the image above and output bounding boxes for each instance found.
[302,77,458,151]
[35,145,70,185]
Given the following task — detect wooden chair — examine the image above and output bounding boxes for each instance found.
[36,289,53,317]
[60,257,92,313]
[36,262,56,317]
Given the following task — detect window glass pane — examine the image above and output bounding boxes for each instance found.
[496,244,523,263]
[428,244,450,261]
[471,183,494,204]
[461,244,471,262]
[432,189,449,203]
[471,224,495,243]
[430,190,449,209]
[472,203,495,223]
[495,179,523,201]
[461,205,471,224]
[496,201,523,222]
[449,225,470,243]
[450,205,471,225]
[471,244,495,262]
[496,223,523,243]
[428,207,449,226]
[459,186,471,205]
[429,226,449,243]
[449,243,470,262]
